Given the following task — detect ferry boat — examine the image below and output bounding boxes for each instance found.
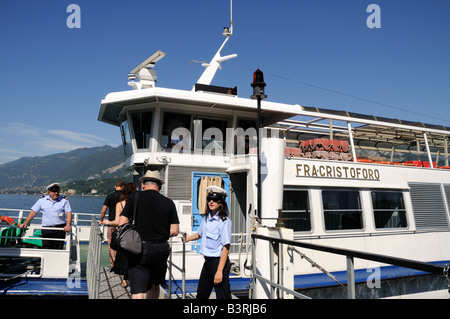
[97,5,450,298]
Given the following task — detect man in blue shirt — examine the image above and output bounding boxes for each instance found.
[19,183,72,250]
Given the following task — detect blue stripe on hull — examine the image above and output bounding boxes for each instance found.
[294,260,450,289]
[0,278,88,297]
[164,277,251,295]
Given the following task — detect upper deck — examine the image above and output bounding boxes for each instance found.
[98,84,450,176]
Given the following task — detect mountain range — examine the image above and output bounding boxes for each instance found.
[0,145,131,194]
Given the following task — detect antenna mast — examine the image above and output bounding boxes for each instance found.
[194,0,237,87]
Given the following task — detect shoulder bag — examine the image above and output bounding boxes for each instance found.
[110,192,142,255]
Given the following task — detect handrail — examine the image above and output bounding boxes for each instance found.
[252,234,444,275]
[86,216,103,299]
[252,233,446,299]
[166,231,249,299]
[167,231,187,299]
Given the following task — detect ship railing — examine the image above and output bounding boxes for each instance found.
[167,231,187,299]
[0,208,84,280]
[166,232,250,298]
[86,215,103,299]
[0,208,69,249]
[0,209,92,248]
[251,233,447,299]
[0,209,107,243]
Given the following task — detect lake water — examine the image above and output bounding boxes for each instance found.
[0,194,106,214]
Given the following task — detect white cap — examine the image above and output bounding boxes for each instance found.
[46,183,60,190]
[206,186,228,198]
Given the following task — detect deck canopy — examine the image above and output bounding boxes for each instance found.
[98,87,449,161]
[274,106,450,151]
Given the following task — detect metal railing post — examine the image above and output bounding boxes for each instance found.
[168,237,172,297]
[346,255,355,299]
[269,240,275,298]
[86,216,102,299]
[167,232,187,299]
[181,233,186,299]
[251,232,256,299]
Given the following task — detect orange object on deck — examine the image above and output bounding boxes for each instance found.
[1,216,15,225]
[405,161,423,167]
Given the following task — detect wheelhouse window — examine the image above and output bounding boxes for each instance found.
[131,111,153,150]
[322,189,363,230]
[371,191,407,229]
[161,112,191,149]
[195,117,228,152]
[161,112,229,152]
[282,190,311,231]
[231,119,257,155]
[120,118,132,157]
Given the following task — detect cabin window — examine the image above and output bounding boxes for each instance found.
[282,190,311,231]
[161,112,192,149]
[131,111,153,150]
[234,119,257,155]
[371,191,407,229]
[322,189,363,230]
[194,117,228,152]
[161,112,229,152]
[120,118,132,156]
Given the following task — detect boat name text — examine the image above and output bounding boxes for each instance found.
[296,164,380,181]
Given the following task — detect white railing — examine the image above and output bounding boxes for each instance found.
[167,232,187,299]
[86,216,103,299]
[0,209,78,280]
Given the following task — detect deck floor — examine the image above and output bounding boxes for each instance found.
[97,267,167,299]
[98,267,131,299]
[97,267,238,299]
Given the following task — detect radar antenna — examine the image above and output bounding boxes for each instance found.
[128,50,166,90]
[193,0,237,88]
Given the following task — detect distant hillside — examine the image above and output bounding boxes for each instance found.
[0,145,132,194]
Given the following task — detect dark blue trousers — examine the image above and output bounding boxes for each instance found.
[196,256,231,299]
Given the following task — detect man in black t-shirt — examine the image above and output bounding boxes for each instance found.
[119,170,179,299]
[99,179,124,268]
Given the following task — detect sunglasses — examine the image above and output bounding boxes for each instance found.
[206,196,221,203]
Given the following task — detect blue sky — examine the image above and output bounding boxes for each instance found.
[0,0,449,164]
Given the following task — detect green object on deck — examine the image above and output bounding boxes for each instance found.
[23,229,43,247]
[0,218,28,247]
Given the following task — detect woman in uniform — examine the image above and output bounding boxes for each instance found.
[185,186,232,299]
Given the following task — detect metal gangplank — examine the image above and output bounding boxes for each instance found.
[86,216,131,299]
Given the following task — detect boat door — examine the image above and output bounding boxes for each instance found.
[192,172,230,252]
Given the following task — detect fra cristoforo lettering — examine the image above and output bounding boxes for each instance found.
[296,163,380,180]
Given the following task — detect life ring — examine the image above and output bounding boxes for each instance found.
[1,215,15,225]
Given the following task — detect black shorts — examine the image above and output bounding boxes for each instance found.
[128,242,171,294]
